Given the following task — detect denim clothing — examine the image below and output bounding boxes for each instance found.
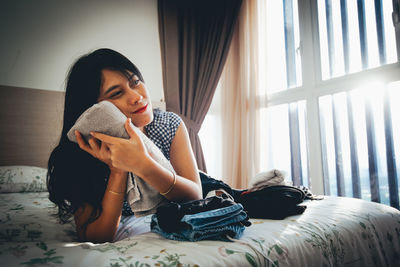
[151,217,245,241]
[155,194,241,232]
[151,203,249,241]
[180,203,248,230]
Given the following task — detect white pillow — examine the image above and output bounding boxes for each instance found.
[0,166,47,193]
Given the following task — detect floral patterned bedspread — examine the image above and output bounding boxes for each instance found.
[0,192,399,267]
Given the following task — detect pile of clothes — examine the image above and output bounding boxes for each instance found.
[151,170,322,241]
[199,170,320,220]
[151,193,251,242]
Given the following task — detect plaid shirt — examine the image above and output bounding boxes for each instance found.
[144,109,182,161]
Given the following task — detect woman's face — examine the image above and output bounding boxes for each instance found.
[98,69,153,130]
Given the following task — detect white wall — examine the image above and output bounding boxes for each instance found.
[0,0,164,102]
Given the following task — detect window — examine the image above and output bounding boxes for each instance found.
[260,0,400,208]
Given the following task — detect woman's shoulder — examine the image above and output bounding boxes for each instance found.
[145,109,182,157]
[152,108,182,128]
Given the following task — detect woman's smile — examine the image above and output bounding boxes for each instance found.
[133,104,148,114]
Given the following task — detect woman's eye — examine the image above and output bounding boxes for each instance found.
[129,79,140,87]
[110,91,122,98]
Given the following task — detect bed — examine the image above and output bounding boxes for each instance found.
[0,86,400,266]
[1,165,399,267]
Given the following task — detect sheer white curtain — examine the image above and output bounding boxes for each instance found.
[198,84,223,179]
[200,0,268,188]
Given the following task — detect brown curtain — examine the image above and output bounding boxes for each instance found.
[158,0,242,172]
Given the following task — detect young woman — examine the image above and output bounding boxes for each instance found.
[47,48,202,243]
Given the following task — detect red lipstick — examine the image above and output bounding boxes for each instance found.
[134,104,148,114]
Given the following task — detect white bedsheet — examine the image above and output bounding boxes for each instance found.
[0,192,399,266]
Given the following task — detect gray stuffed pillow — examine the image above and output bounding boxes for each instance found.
[67,101,129,143]
[67,101,170,164]
[67,100,173,216]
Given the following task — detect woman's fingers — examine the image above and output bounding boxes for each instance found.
[75,121,147,173]
[75,130,113,165]
[125,118,138,139]
[90,132,119,145]
[100,141,111,157]
[75,130,102,155]
[75,130,92,154]
[88,136,100,151]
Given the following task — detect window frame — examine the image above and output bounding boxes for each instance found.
[264,0,400,195]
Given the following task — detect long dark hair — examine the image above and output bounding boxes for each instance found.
[47,48,144,226]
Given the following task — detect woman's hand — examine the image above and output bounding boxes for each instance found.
[75,130,114,169]
[89,118,150,175]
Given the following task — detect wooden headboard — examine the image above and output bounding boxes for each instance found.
[0,85,166,168]
[0,86,65,168]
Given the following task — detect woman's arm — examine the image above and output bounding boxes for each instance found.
[91,119,202,202]
[135,121,202,202]
[165,121,202,200]
[74,118,202,242]
[74,169,128,243]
